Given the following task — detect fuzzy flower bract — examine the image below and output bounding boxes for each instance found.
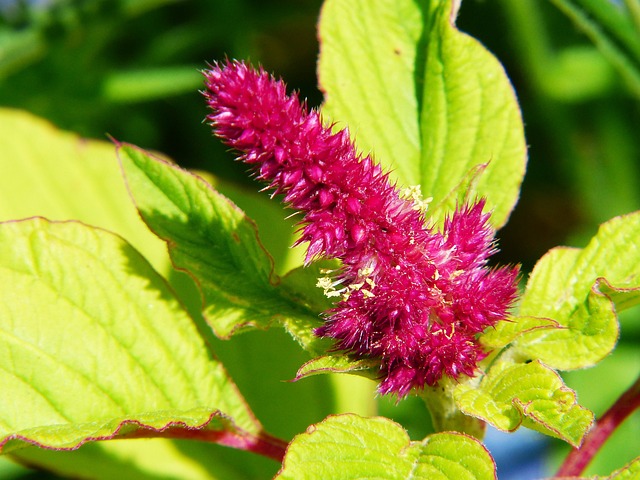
[204,60,519,397]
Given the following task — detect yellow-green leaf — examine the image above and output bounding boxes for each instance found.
[0,219,266,455]
[276,414,496,480]
[454,360,594,447]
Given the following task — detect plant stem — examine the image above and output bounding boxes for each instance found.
[556,374,640,477]
[125,424,288,463]
[420,384,486,440]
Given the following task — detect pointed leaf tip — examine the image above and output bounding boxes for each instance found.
[118,144,325,350]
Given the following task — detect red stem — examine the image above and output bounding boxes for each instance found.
[556,374,640,477]
[124,425,288,463]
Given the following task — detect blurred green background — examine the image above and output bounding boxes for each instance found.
[1,0,639,478]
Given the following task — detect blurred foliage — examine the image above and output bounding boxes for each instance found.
[1,0,639,478]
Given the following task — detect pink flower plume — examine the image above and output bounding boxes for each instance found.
[204,60,519,397]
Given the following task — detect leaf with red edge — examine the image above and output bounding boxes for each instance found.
[318,0,527,228]
[276,414,497,479]
[454,360,594,447]
[515,211,640,370]
[118,143,326,353]
[605,456,640,480]
[480,315,565,349]
[293,355,378,382]
[0,218,281,459]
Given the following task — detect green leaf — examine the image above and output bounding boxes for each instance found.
[118,144,324,349]
[318,0,526,228]
[599,277,640,312]
[603,456,640,480]
[276,414,496,480]
[294,355,378,382]
[0,108,168,274]
[318,0,423,185]
[515,211,640,369]
[0,218,268,454]
[479,316,564,349]
[198,169,307,275]
[102,66,203,103]
[454,360,594,447]
[418,0,526,228]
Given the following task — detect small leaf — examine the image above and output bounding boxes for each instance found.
[598,277,640,312]
[479,316,565,349]
[294,355,377,382]
[118,144,323,347]
[515,211,640,369]
[0,219,269,454]
[276,414,496,480]
[454,360,594,447]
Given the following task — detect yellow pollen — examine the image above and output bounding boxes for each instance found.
[400,185,432,213]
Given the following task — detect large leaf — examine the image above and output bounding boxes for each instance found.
[514,211,640,369]
[276,414,496,479]
[318,0,526,228]
[454,360,594,447]
[0,108,168,274]
[0,219,275,455]
[0,110,282,477]
[417,0,526,227]
[118,144,328,353]
[318,0,422,185]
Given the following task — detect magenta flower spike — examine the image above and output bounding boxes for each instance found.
[203,60,519,397]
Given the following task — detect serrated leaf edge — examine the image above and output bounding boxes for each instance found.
[456,360,594,447]
[115,142,281,298]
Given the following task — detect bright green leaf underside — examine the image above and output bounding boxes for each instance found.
[12,436,272,480]
[318,0,526,228]
[454,360,593,447]
[479,316,564,349]
[294,355,378,382]
[0,219,259,453]
[515,211,640,369]
[118,145,326,353]
[276,414,496,480]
